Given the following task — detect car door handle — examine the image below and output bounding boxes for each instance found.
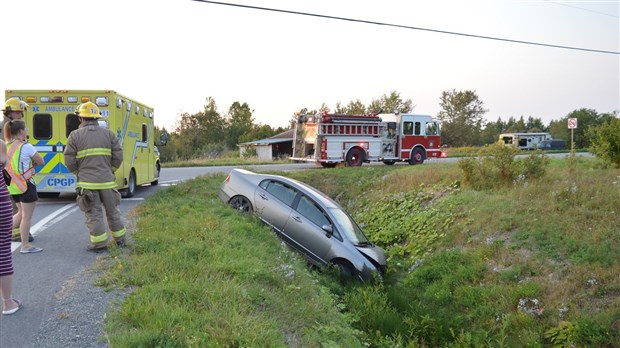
[292,216,302,223]
[258,193,268,200]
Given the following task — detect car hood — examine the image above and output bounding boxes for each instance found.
[355,245,387,266]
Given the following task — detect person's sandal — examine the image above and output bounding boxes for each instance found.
[2,299,23,315]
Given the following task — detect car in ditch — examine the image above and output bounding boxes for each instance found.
[218,168,386,281]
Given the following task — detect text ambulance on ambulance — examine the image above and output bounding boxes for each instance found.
[4,90,165,198]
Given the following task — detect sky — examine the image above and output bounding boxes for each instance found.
[2,0,618,132]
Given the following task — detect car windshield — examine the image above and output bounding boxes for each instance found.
[328,208,370,246]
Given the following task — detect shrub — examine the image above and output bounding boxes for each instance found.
[458,143,549,189]
[588,117,620,168]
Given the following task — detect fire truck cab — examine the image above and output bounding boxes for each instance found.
[291,112,444,167]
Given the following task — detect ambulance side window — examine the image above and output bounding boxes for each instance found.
[142,124,147,142]
[33,114,52,140]
[66,114,80,137]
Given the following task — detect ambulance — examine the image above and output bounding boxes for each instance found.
[4,90,163,198]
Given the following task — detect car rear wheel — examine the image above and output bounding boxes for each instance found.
[229,195,253,213]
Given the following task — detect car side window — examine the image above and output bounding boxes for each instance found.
[260,180,297,207]
[296,195,330,229]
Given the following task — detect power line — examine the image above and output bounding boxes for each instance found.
[542,0,620,19]
[191,0,620,55]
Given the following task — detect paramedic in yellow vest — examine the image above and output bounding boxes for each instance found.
[64,102,126,251]
[2,98,35,243]
[3,120,44,254]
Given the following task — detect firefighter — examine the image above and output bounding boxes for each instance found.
[64,102,126,251]
[2,97,28,123]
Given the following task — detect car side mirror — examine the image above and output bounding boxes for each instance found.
[321,225,333,237]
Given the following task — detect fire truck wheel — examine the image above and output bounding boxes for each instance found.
[229,195,253,213]
[409,148,425,165]
[346,148,364,167]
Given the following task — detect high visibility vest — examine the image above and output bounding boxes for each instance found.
[6,141,35,194]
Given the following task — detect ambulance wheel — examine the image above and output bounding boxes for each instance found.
[409,148,425,165]
[151,162,160,185]
[346,148,364,167]
[123,170,136,198]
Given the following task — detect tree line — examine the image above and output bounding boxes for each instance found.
[154,90,619,165]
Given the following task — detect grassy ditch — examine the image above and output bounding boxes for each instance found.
[102,156,619,347]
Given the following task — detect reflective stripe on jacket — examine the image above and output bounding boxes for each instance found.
[6,141,35,194]
[64,120,123,190]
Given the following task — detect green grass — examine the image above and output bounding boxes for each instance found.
[100,156,619,347]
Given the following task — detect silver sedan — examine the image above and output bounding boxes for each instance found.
[218,168,386,281]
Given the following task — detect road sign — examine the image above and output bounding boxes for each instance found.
[568,118,578,129]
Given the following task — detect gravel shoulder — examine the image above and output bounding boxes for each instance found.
[31,256,128,348]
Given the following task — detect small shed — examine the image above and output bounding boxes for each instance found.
[238,129,294,161]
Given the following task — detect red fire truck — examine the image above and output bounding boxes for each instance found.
[290,112,445,167]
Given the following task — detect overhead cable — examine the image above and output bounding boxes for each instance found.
[191,0,620,55]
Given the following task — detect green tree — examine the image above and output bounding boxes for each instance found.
[548,109,615,149]
[225,101,254,149]
[345,99,366,114]
[368,91,413,114]
[437,89,487,146]
[526,116,547,132]
[588,115,620,168]
[173,97,225,159]
[481,117,506,145]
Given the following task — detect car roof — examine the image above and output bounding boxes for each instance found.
[232,169,340,209]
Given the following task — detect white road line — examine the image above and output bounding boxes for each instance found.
[10,198,144,253]
[11,203,78,253]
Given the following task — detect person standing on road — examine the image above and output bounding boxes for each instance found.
[0,139,23,315]
[2,97,28,140]
[2,98,35,243]
[4,120,44,254]
[64,102,126,251]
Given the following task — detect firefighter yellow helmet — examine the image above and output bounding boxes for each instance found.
[75,101,101,118]
[3,97,29,115]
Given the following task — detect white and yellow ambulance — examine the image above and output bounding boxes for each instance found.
[4,90,163,198]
